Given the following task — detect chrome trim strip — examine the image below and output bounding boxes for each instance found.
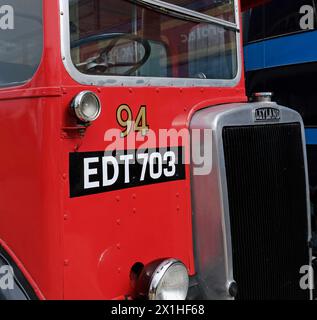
[127,0,239,31]
[59,0,241,87]
[190,102,313,300]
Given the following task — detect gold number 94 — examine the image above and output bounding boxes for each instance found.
[117,104,149,137]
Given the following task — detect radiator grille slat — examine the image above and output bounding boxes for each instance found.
[223,123,310,300]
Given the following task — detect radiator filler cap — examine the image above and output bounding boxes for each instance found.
[253,92,273,103]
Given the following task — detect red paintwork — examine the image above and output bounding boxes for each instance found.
[0,0,246,299]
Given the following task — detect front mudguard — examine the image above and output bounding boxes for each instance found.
[0,245,39,300]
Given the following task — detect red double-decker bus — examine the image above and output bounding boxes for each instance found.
[0,0,313,300]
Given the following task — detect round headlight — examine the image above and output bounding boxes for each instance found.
[135,259,189,300]
[72,91,101,123]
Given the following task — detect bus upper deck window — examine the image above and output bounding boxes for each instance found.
[0,0,43,87]
[68,0,238,80]
[245,0,316,43]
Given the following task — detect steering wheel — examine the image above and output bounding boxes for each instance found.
[71,33,152,76]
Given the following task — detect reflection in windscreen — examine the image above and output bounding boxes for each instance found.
[69,0,237,79]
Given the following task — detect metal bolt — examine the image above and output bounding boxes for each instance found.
[228,281,238,298]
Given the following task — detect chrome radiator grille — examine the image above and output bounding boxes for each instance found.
[223,123,310,300]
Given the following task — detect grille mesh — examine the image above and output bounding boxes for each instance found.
[223,123,310,300]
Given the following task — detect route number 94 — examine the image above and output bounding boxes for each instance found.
[117,104,149,137]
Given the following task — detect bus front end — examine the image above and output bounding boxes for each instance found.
[0,0,313,300]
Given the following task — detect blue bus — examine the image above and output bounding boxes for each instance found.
[243,0,317,273]
[243,0,317,290]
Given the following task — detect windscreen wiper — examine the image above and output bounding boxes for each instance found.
[126,0,239,32]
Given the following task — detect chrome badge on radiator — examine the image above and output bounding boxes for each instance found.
[254,107,281,122]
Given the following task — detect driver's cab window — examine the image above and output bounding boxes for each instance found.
[69,1,168,77]
[69,0,237,79]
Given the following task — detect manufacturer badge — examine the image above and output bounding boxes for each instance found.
[254,107,280,122]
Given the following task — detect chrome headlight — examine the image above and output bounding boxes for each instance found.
[135,258,189,300]
[72,91,101,123]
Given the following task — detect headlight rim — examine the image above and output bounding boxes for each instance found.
[137,258,189,301]
[72,90,101,123]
